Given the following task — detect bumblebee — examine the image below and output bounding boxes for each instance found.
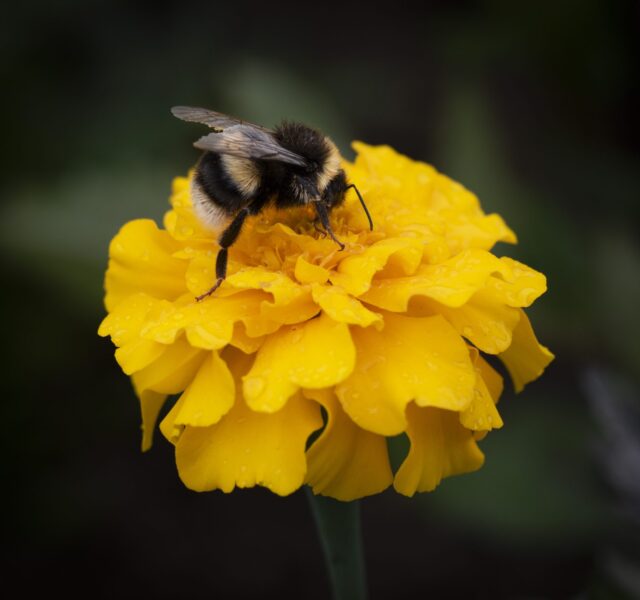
[171,106,372,300]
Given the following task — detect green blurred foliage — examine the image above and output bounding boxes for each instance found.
[1,0,639,597]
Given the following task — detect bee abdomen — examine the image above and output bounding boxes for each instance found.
[192,152,259,230]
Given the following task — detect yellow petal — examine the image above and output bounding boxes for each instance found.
[304,389,393,500]
[98,293,159,345]
[393,403,485,496]
[174,351,235,428]
[163,174,216,243]
[186,264,318,333]
[98,293,167,374]
[330,237,424,296]
[132,336,205,396]
[477,354,504,402]
[175,392,322,495]
[336,314,476,436]
[104,220,186,310]
[139,389,168,452]
[294,256,330,284]
[140,294,266,350]
[491,258,547,307]
[160,346,248,446]
[259,287,319,327]
[361,248,504,311]
[311,283,382,327]
[444,212,517,253]
[229,323,265,354]
[459,349,504,432]
[115,338,166,375]
[500,310,554,392]
[159,394,186,445]
[437,288,521,354]
[243,314,356,412]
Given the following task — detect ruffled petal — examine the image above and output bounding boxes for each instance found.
[330,237,424,296]
[186,262,318,333]
[437,289,521,354]
[175,392,322,495]
[459,349,504,432]
[170,351,235,431]
[491,258,547,308]
[243,314,356,412]
[138,389,167,452]
[360,249,504,311]
[500,310,554,392]
[132,336,205,396]
[304,389,393,500]
[443,210,517,254]
[311,283,382,327]
[336,314,476,436]
[98,293,167,374]
[294,256,330,284]
[477,354,504,402]
[104,220,187,310]
[140,293,265,350]
[393,403,485,496]
[163,174,215,243]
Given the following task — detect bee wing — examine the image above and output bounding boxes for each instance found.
[171,106,271,133]
[193,126,308,167]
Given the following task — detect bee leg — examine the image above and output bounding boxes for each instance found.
[195,207,250,301]
[313,201,345,251]
[345,184,373,230]
[312,218,327,238]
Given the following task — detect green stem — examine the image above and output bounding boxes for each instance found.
[305,487,368,600]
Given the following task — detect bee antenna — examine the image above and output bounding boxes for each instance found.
[346,184,373,230]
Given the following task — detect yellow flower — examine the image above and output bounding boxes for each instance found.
[98,142,553,500]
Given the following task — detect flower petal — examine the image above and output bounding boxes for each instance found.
[485,258,547,308]
[393,403,485,496]
[132,336,205,396]
[459,349,504,432]
[115,338,166,376]
[163,174,216,242]
[360,248,504,311]
[500,310,554,392]
[173,351,235,428]
[330,237,424,296]
[229,323,265,354]
[304,389,393,500]
[104,219,186,310]
[186,263,318,333]
[140,293,265,350]
[175,392,322,495]
[243,314,356,412]
[437,289,521,354]
[138,389,167,452]
[311,283,382,327]
[98,293,167,374]
[336,314,476,436]
[294,256,330,284]
[477,354,504,402]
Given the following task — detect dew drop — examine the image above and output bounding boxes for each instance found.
[244,376,266,398]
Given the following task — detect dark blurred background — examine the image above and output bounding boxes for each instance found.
[2,1,639,598]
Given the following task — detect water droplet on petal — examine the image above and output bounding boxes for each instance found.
[244,376,266,398]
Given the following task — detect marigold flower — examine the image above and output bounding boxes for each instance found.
[99,142,553,500]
